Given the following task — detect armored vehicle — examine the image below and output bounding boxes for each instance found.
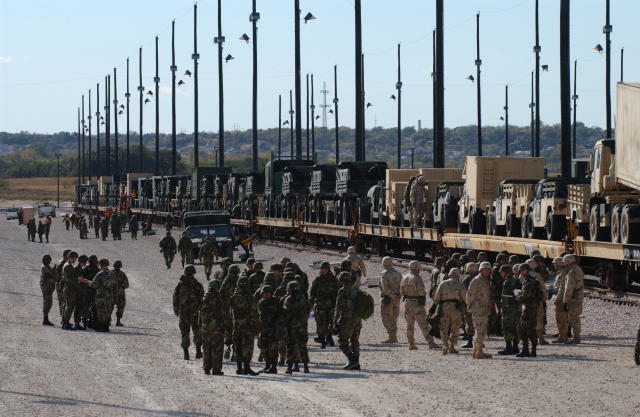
[334,161,387,226]
[487,179,539,237]
[281,165,314,219]
[307,164,337,223]
[433,181,465,230]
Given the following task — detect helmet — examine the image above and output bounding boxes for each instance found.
[270,263,283,272]
[519,263,531,271]
[42,254,51,264]
[526,259,537,270]
[208,280,221,291]
[99,258,110,267]
[460,255,469,264]
[63,249,71,258]
[320,261,331,269]
[340,260,352,270]
[184,264,196,275]
[68,251,78,259]
[533,254,544,263]
[508,254,520,264]
[261,285,273,294]
[445,259,457,269]
[287,281,301,292]
[78,255,88,263]
[347,246,356,255]
[499,250,509,256]
[382,256,393,267]
[552,257,565,266]
[222,258,233,268]
[338,271,352,283]
[408,261,421,271]
[465,262,479,274]
[477,252,489,262]
[530,250,541,258]
[246,258,255,265]
[237,276,249,287]
[113,260,123,269]
[448,268,461,278]
[228,264,241,275]
[479,261,492,271]
[254,262,263,270]
[465,250,476,258]
[283,271,295,281]
[563,254,576,265]
[281,257,291,265]
[499,264,513,274]
[496,253,508,263]
[434,256,445,266]
[451,253,462,262]
[88,255,98,262]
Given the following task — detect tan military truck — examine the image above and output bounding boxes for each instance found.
[384,169,419,226]
[458,156,545,234]
[487,179,539,237]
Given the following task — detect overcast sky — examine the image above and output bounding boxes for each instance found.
[1,0,638,134]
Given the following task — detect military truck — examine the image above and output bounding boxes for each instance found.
[225,173,248,214]
[263,157,314,218]
[433,181,465,230]
[383,169,419,226]
[334,161,387,226]
[190,167,232,211]
[568,83,640,243]
[487,179,539,237]
[136,177,153,209]
[365,182,387,225]
[242,172,265,220]
[307,164,337,223]
[183,210,234,262]
[281,165,314,219]
[457,156,545,234]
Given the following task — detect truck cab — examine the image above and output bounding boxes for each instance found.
[334,161,387,226]
[183,211,234,261]
[488,179,539,237]
[433,181,464,230]
[307,164,337,223]
[37,202,56,218]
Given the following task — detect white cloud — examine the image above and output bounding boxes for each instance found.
[0,56,13,64]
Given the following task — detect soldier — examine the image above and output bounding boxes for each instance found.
[280,257,291,268]
[526,258,548,345]
[83,255,100,329]
[199,237,216,280]
[62,252,88,330]
[434,267,467,354]
[242,258,256,279]
[309,261,339,348]
[562,254,584,344]
[344,246,367,287]
[111,214,122,240]
[379,256,402,343]
[129,215,139,240]
[508,254,520,266]
[466,261,493,359]
[112,260,129,327]
[221,264,241,359]
[404,175,416,225]
[173,264,204,360]
[461,262,478,348]
[177,232,193,268]
[515,263,541,357]
[200,279,226,375]
[213,257,233,283]
[165,213,174,232]
[551,257,569,343]
[257,285,282,374]
[438,259,457,288]
[100,216,109,240]
[75,255,90,329]
[26,218,35,241]
[333,272,362,370]
[37,220,45,242]
[159,231,177,269]
[248,262,265,296]
[90,259,116,332]
[288,262,309,295]
[498,264,521,355]
[400,261,438,350]
[409,175,426,228]
[270,263,284,289]
[489,253,508,336]
[44,217,52,242]
[477,252,489,264]
[283,281,310,374]
[230,276,259,375]
[451,253,462,267]
[93,215,101,239]
[55,250,70,324]
[40,255,57,326]
[429,257,446,298]
[466,250,477,263]
[64,215,71,231]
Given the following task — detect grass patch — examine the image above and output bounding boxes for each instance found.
[0,177,77,202]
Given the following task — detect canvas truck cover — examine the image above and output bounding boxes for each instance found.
[615,83,640,191]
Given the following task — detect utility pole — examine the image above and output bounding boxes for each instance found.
[534,0,541,157]
[435,0,445,168]
[193,3,200,169]
[333,65,339,164]
[289,90,294,157]
[88,89,92,181]
[278,94,282,159]
[125,58,131,173]
[55,153,61,207]
[306,73,310,160]
[411,147,415,169]
[504,85,509,156]
[320,82,328,129]
[113,67,119,178]
[620,47,624,82]
[396,43,402,169]
[96,83,100,176]
[81,94,85,183]
[354,0,364,161]
[560,0,571,178]
[572,59,578,159]
[432,29,437,168]
[530,71,535,157]
[138,47,144,173]
[294,0,302,158]
[251,0,259,172]
[77,107,81,186]
[604,0,612,139]
[171,21,177,176]
[105,76,111,175]
[475,13,482,156]
[154,36,160,175]
[361,53,366,153]
[216,0,225,167]
[311,74,316,159]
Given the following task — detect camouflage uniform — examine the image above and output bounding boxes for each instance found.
[275,272,296,361]
[498,265,521,355]
[54,253,69,321]
[199,239,217,278]
[334,272,362,370]
[62,260,82,329]
[230,277,259,375]
[283,281,310,373]
[516,269,542,356]
[200,280,226,374]
[257,286,282,373]
[400,262,437,349]
[40,260,57,323]
[82,260,100,327]
[345,247,367,287]
[220,264,240,353]
[466,262,493,359]
[526,259,548,344]
[113,264,129,325]
[178,234,193,267]
[159,234,177,268]
[433,268,466,354]
[248,266,266,296]
[461,263,478,344]
[562,255,584,343]
[289,263,309,295]
[90,265,116,332]
[489,260,507,335]
[551,258,569,343]
[379,258,402,343]
[173,268,204,358]
[308,264,339,346]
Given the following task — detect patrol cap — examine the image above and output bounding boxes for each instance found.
[552,257,565,266]
[563,254,576,265]
[382,256,393,267]
[479,261,492,271]
[320,261,331,269]
[338,271,352,283]
[448,268,461,278]
[499,264,513,274]
[184,264,196,275]
[78,255,88,263]
[228,264,241,274]
[408,261,421,271]
[246,258,255,265]
[209,280,221,291]
[271,263,283,271]
[477,252,489,262]
[347,246,356,255]
[261,285,273,294]
[465,262,479,274]
[99,258,110,267]
[68,251,79,259]
[113,260,123,268]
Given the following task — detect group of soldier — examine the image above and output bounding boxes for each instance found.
[171,246,368,376]
[63,211,164,241]
[379,249,585,359]
[26,216,52,243]
[39,249,129,332]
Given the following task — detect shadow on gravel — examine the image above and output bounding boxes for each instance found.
[0,390,212,416]
[498,353,608,362]
[101,330,162,338]
[0,290,40,298]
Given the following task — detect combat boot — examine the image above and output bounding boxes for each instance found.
[293,363,300,373]
[530,343,537,358]
[474,348,492,359]
[462,336,473,349]
[204,369,211,375]
[516,343,530,358]
[327,334,335,347]
[183,348,190,361]
[74,322,86,331]
[243,361,259,376]
[381,332,397,344]
[552,334,568,344]
[266,362,278,374]
[427,339,439,350]
[285,363,294,375]
[448,344,459,354]
[442,344,449,355]
[567,337,580,344]
[224,346,231,360]
[236,360,243,375]
[195,347,203,359]
[321,338,327,349]
[116,313,123,327]
[43,315,54,326]
[212,370,224,376]
[346,354,360,371]
[498,341,513,356]
[538,335,549,345]
[303,362,309,373]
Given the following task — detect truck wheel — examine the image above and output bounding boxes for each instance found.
[546,213,566,241]
[457,221,469,234]
[621,204,640,244]
[471,211,486,234]
[522,212,530,237]
[486,213,496,235]
[635,328,640,366]
[526,213,541,239]
[506,213,520,237]
[589,205,609,242]
[611,204,623,243]
[343,200,352,226]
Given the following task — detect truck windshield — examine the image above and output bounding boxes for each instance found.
[186,225,231,239]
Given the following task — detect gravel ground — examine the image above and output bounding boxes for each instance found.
[1,215,639,417]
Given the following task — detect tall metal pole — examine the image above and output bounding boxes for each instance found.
[534,0,541,157]
[154,36,160,175]
[504,85,509,156]
[572,59,578,159]
[77,108,81,186]
[475,13,482,156]
[216,0,225,167]
[113,67,119,177]
[432,29,438,167]
[306,73,310,160]
[81,94,85,183]
[251,0,259,171]
[604,0,612,139]
[396,43,402,169]
[278,94,282,159]
[126,58,131,173]
[105,76,111,175]
[171,21,177,176]
[311,74,316,159]
[56,153,61,207]
[138,47,144,172]
[289,89,294,157]
[88,89,92,181]
[560,0,572,178]
[333,65,339,164]
[435,0,445,168]
[96,83,100,176]
[530,71,535,156]
[620,47,624,82]
[193,3,200,169]
[361,53,366,154]
[294,0,302,158]
[354,0,364,161]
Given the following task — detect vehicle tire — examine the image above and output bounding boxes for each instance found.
[522,212,530,237]
[486,213,496,235]
[334,200,341,225]
[578,223,590,240]
[471,211,486,235]
[457,221,469,234]
[634,328,640,366]
[621,204,640,244]
[546,213,566,241]
[506,213,520,237]
[526,213,538,239]
[343,200,351,226]
[589,205,610,242]
[611,204,623,243]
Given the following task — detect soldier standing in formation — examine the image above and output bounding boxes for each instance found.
[515,263,541,357]
[130,215,139,240]
[309,261,339,349]
[562,254,584,344]
[489,253,508,336]
[55,250,70,323]
[40,255,56,326]
[159,231,177,269]
[100,216,109,240]
[90,259,116,332]
[460,262,478,348]
[400,261,438,350]
[433,267,466,355]
[200,280,226,375]
[283,281,310,374]
[111,215,122,240]
[173,265,204,360]
[178,232,193,268]
[345,246,367,287]
[230,276,259,375]
[62,252,89,330]
[466,262,492,359]
[257,285,282,374]
[221,264,241,359]
[242,258,255,278]
[113,260,129,327]
[551,257,569,343]
[249,262,265,295]
[334,271,362,370]
[379,256,402,344]
[497,264,521,355]
[93,215,101,239]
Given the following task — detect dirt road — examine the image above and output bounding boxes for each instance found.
[1,216,638,417]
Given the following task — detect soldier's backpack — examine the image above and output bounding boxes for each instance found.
[354,289,375,320]
[177,282,200,313]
